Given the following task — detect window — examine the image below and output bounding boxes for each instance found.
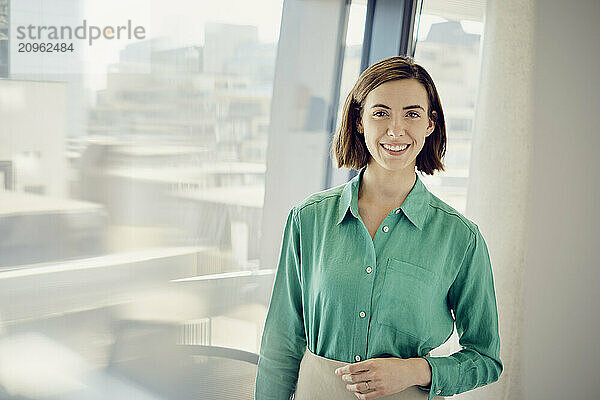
[414,0,486,213]
[0,0,286,397]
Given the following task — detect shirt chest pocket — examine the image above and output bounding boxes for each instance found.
[376,258,436,341]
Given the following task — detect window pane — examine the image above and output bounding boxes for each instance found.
[414,0,486,213]
[0,0,283,397]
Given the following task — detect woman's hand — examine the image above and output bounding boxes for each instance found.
[334,357,431,400]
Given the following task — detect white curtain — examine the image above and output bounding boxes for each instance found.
[466,0,600,398]
[464,0,535,399]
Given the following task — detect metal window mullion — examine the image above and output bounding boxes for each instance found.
[324,0,352,190]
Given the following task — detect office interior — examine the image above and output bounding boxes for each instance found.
[0,0,598,398]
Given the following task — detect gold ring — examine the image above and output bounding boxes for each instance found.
[365,381,370,391]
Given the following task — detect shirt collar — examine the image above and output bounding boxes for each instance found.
[336,168,431,230]
[337,168,363,225]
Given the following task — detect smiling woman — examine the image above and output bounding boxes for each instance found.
[333,57,446,177]
[255,56,502,400]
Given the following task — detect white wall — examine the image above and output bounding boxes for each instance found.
[523,0,600,398]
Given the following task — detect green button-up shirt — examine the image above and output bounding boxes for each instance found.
[255,168,503,400]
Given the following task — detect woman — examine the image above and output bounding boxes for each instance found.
[255,56,503,400]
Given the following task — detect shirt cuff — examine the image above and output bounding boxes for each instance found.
[415,356,459,400]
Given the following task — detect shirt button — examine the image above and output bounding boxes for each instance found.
[354,355,361,362]
[436,390,441,395]
[395,209,401,214]
[366,266,372,273]
[382,226,389,232]
[359,311,366,318]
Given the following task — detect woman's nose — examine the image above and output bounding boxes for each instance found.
[386,125,406,137]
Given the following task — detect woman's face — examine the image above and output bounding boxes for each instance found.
[357,79,436,173]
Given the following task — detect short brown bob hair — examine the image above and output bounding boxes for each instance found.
[332,56,446,175]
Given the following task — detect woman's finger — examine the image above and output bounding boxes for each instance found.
[342,371,371,383]
[353,389,382,400]
[346,381,374,393]
[335,360,373,375]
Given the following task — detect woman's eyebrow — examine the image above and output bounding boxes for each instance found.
[371,103,391,109]
[370,103,425,111]
[403,105,425,111]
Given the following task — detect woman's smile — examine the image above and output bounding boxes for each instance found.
[380,142,411,156]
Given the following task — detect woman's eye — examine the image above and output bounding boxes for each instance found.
[373,111,388,117]
[407,111,420,118]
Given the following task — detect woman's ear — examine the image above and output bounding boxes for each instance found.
[356,118,364,134]
[426,110,437,137]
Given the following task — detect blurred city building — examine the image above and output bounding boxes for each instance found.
[0,7,280,397]
[415,19,483,212]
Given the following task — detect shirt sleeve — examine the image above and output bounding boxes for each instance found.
[416,225,503,399]
[255,207,307,400]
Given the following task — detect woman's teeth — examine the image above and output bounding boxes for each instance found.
[382,144,409,151]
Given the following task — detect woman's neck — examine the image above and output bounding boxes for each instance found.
[359,162,417,207]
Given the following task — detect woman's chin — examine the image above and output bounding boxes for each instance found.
[371,159,414,173]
